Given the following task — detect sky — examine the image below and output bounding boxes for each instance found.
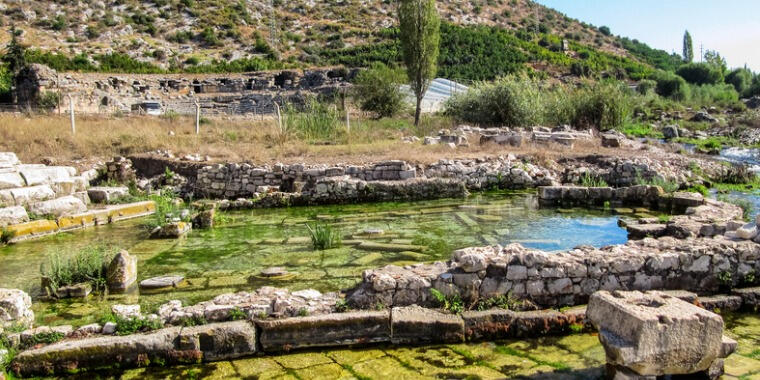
[534,0,760,72]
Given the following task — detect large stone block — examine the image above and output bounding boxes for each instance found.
[18,166,73,187]
[107,250,137,292]
[11,326,182,377]
[177,321,256,360]
[0,185,55,206]
[0,288,34,330]
[0,206,29,227]
[587,290,724,376]
[256,311,390,352]
[390,305,464,344]
[28,196,87,217]
[461,309,516,340]
[0,172,25,190]
[88,186,129,204]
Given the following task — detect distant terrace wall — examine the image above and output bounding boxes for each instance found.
[15,64,356,115]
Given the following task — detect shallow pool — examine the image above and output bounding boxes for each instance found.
[0,192,630,326]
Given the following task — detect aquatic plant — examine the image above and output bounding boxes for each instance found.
[144,189,190,229]
[0,227,15,245]
[39,245,116,295]
[579,172,608,188]
[686,184,709,197]
[305,222,342,250]
[430,288,464,314]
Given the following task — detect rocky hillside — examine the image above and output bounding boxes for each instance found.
[0,0,680,78]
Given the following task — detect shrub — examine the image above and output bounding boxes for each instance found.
[725,68,753,95]
[676,62,724,85]
[636,79,656,95]
[39,245,116,294]
[444,74,544,127]
[352,62,407,118]
[716,164,756,185]
[1,227,15,244]
[687,83,741,109]
[144,189,186,230]
[598,26,611,36]
[651,71,690,100]
[305,223,342,250]
[566,81,632,130]
[635,174,680,193]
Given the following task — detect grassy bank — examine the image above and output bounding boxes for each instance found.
[0,112,611,166]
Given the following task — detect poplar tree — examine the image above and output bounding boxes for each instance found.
[682,30,693,63]
[398,0,440,126]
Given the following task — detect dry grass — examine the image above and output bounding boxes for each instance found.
[0,113,640,167]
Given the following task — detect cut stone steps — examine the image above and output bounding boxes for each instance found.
[471,214,502,223]
[356,241,426,253]
[480,234,500,245]
[351,252,383,266]
[455,212,478,228]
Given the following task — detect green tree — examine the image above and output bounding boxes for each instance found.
[725,68,753,95]
[703,50,727,75]
[398,0,440,126]
[353,62,406,118]
[3,27,27,75]
[682,30,693,63]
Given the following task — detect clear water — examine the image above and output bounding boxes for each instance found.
[0,192,629,327]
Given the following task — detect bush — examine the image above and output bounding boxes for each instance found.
[444,74,544,127]
[725,68,753,95]
[599,26,611,36]
[636,79,656,95]
[352,63,406,118]
[687,83,741,109]
[651,71,690,100]
[676,62,724,85]
[565,81,632,130]
[39,245,116,294]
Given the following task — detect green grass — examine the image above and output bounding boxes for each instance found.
[39,245,116,294]
[675,136,738,152]
[98,311,163,336]
[305,223,342,250]
[579,172,608,187]
[635,174,680,193]
[618,122,663,138]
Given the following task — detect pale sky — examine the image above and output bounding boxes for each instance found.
[535,0,760,72]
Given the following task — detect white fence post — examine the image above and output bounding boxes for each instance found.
[195,100,201,134]
[68,95,75,135]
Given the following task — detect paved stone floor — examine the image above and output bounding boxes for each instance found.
[106,312,760,379]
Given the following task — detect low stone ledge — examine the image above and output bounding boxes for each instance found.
[462,309,516,341]
[178,321,256,361]
[390,305,464,344]
[256,311,390,352]
[732,287,760,308]
[11,326,182,377]
[699,295,744,312]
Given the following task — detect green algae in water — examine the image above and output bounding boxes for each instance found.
[0,192,628,327]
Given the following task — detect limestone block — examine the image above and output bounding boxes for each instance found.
[256,311,390,352]
[0,152,19,167]
[150,222,191,239]
[140,275,185,290]
[28,196,87,217]
[111,304,141,319]
[178,321,256,360]
[587,290,724,376]
[0,185,55,206]
[735,223,758,240]
[0,172,24,190]
[626,224,667,239]
[88,186,129,204]
[18,166,73,186]
[670,192,705,208]
[391,305,464,344]
[0,288,34,329]
[0,206,28,226]
[461,309,516,340]
[11,326,182,377]
[107,250,137,292]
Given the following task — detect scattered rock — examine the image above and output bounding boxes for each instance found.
[260,267,289,278]
[0,288,34,330]
[107,250,137,292]
[111,304,141,319]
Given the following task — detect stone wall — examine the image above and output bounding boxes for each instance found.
[17,64,354,115]
[346,195,756,309]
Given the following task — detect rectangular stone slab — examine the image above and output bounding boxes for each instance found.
[390,306,464,344]
[462,309,517,340]
[178,321,257,360]
[587,290,724,376]
[256,311,390,352]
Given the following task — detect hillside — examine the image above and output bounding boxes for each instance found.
[0,0,681,80]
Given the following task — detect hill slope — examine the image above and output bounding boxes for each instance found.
[0,0,680,79]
